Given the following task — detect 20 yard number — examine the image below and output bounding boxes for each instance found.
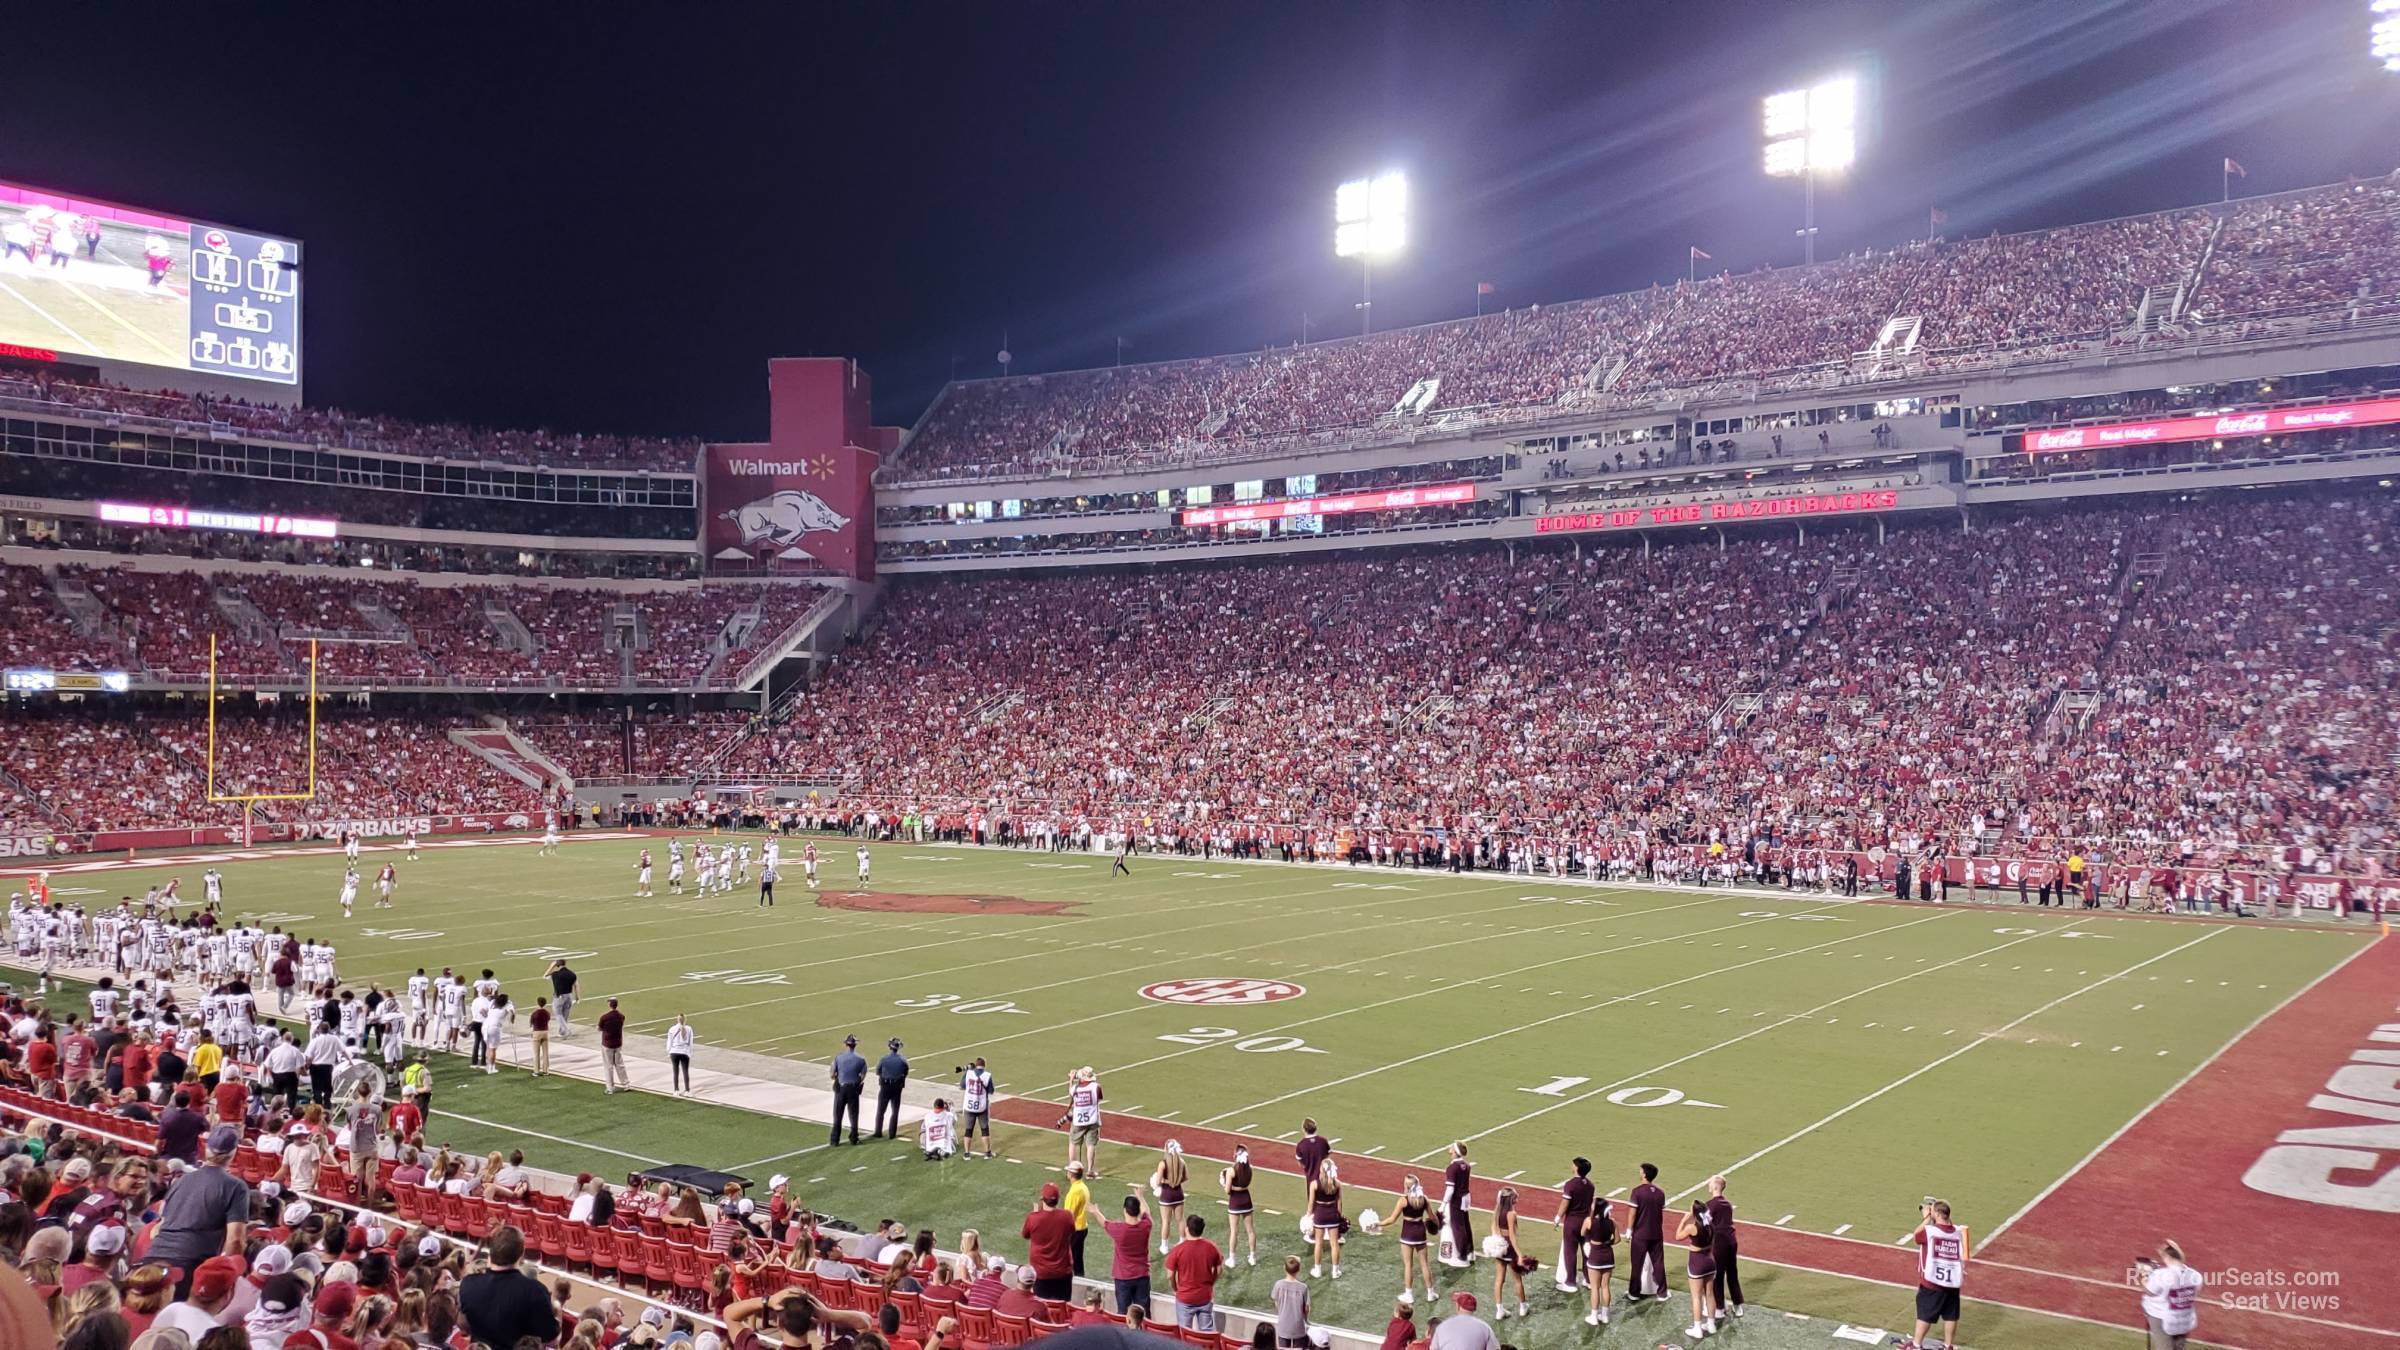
[1157,1026,1326,1054]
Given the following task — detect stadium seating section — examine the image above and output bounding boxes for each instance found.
[2,492,2390,870]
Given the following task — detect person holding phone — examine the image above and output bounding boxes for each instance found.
[2137,1240,2201,1349]
[1900,1199,1966,1350]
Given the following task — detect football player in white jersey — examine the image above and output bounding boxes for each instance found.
[345,830,362,864]
[803,843,820,889]
[406,967,432,1043]
[736,843,753,885]
[668,852,686,895]
[339,867,359,917]
[856,845,872,885]
[713,851,734,896]
[89,976,120,1025]
[540,815,561,856]
[203,868,223,906]
[437,973,468,1052]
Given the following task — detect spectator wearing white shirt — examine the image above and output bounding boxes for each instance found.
[481,993,513,1075]
[666,1015,696,1095]
[302,1028,344,1105]
[2139,1241,2201,1349]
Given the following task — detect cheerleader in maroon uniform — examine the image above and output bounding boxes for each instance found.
[1307,1160,1349,1279]
[1151,1141,1189,1257]
[1220,1146,1257,1267]
[1580,1204,1618,1326]
[1488,1187,1538,1320]
[1676,1200,1721,1339]
[1388,1175,1436,1306]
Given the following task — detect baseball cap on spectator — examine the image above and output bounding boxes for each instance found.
[640,1307,670,1328]
[60,1157,93,1183]
[253,1245,295,1277]
[315,1280,360,1321]
[259,1180,283,1200]
[695,1333,723,1350]
[281,1201,313,1226]
[206,1124,241,1155]
[255,1272,310,1316]
[1039,1182,1059,1202]
[364,1223,389,1249]
[191,1254,246,1302]
[86,1224,126,1256]
[628,1329,661,1348]
[418,1236,445,1259]
[769,1175,789,1190]
[24,1228,70,1264]
[1452,1293,1478,1312]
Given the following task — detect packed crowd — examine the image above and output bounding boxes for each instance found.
[2,567,824,691]
[0,373,703,474]
[770,489,2399,868]
[893,176,2400,483]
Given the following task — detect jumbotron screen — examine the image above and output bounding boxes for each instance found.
[0,177,300,386]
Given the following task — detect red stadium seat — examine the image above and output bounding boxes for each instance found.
[587,1225,622,1280]
[993,1313,1031,1347]
[956,1306,998,1350]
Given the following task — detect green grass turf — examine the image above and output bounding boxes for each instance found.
[23,831,2371,1345]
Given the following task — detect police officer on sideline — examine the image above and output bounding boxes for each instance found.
[873,1037,910,1139]
[830,1035,867,1145]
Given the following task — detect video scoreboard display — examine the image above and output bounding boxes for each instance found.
[0,177,301,386]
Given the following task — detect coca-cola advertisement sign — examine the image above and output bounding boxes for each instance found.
[2021,396,2400,454]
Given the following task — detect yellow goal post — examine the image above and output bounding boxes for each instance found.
[204,634,320,803]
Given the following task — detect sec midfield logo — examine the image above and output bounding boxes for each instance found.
[1139,977,1307,1006]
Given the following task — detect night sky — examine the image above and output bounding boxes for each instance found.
[5,0,2392,440]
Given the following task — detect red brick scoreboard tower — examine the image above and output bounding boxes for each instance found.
[702,356,894,579]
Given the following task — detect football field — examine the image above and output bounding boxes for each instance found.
[12,830,2390,1347]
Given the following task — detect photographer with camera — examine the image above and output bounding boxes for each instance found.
[2136,1240,2201,1349]
[1897,1199,1965,1350]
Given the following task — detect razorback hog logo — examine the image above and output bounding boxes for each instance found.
[725,490,851,550]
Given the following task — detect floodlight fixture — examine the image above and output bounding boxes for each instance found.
[1335,170,1407,334]
[1762,74,1861,263]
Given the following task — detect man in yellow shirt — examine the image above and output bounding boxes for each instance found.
[190,1031,225,1090]
[1063,1159,1093,1277]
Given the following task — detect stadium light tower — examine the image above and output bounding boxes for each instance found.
[1335,171,1408,335]
[1763,75,1858,265]
[2376,0,2400,71]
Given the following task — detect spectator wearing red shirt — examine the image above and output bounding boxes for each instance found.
[389,1090,423,1143]
[123,1035,154,1096]
[1022,1182,1076,1302]
[61,1021,96,1086]
[1380,1303,1417,1350]
[212,1076,249,1127]
[993,1267,1044,1320]
[1101,1193,1155,1318]
[1164,1215,1224,1332]
[25,1030,58,1086]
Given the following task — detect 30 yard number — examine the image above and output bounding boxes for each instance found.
[892,993,1029,1015]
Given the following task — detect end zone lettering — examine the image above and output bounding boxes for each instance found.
[1536,489,1899,535]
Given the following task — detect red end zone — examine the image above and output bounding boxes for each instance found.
[1983,932,2397,1349]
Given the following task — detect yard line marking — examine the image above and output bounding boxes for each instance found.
[1502,1170,1525,1181]
[1776,1214,1795,1226]
[430,1108,666,1165]
[728,1141,837,1172]
[1157,1110,1180,1119]
[1360,1145,1386,1156]
[707,884,1529,1041]
[943,894,1743,1068]
[1984,935,2386,1245]
[1394,917,2079,1160]
[850,1166,868,1173]
[1190,912,1964,1135]
[1831,1224,1851,1236]
[1070,906,1819,1105]
[1671,929,2227,1202]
